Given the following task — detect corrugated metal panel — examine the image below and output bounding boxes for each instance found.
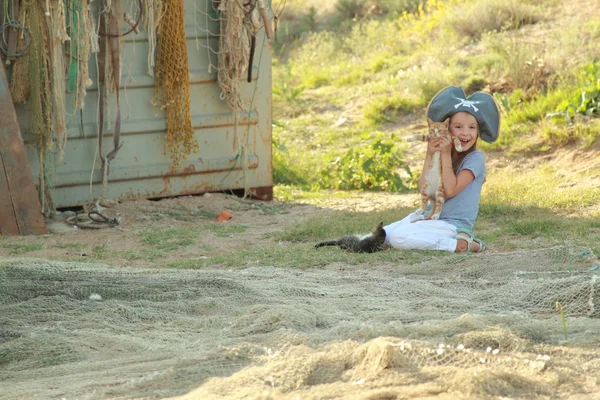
[17,0,272,207]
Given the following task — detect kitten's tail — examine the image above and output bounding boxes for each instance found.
[315,240,339,249]
[406,134,428,142]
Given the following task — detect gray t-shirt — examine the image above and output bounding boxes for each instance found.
[438,150,486,231]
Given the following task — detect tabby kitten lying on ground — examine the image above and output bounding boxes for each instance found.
[406,118,463,220]
[314,222,386,253]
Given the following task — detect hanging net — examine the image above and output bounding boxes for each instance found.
[191,0,268,196]
[153,0,198,167]
[216,0,250,112]
[1,246,599,398]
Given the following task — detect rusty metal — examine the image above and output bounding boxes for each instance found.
[0,61,46,235]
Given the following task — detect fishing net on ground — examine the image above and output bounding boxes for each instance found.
[1,246,599,399]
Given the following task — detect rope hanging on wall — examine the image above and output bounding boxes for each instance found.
[66,0,95,110]
[97,0,124,199]
[216,0,253,197]
[143,0,165,76]
[217,0,249,113]
[153,0,197,167]
[48,0,70,161]
[23,0,54,214]
[9,2,31,104]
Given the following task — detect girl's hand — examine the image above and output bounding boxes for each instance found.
[438,134,452,154]
[426,138,438,155]
[427,135,451,154]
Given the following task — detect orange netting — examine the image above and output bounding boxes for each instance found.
[153,0,198,167]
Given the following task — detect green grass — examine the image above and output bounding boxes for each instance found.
[159,204,451,269]
[118,248,164,261]
[483,164,600,211]
[362,95,419,126]
[166,243,442,270]
[89,245,109,261]
[0,243,44,255]
[162,195,600,270]
[275,207,409,242]
[138,227,199,251]
[52,243,85,250]
[209,224,249,238]
[274,185,369,202]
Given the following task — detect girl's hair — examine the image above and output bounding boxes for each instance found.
[451,141,478,173]
[450,116,479,174]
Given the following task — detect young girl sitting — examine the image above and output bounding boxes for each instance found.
[384,85,501,253]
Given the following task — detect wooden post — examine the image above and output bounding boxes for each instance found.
[0,61,47,235]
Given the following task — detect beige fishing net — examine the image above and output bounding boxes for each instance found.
[153,0,198,167]
[217,0,250,112]
[22,0,54,214]
[210,0,267,197]
[1,246,599,399]
[143,0,166,76]
[67,0,95,110]
[48,0,70,161]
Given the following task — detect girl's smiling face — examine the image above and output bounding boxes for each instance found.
[449,112,479,152]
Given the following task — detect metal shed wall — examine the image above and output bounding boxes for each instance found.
[16,0,272,208]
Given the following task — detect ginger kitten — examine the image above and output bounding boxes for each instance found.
[406,118,462,220]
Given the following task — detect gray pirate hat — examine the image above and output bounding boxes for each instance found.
[426,86,501,143]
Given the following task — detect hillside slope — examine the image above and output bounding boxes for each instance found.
[271,0,600,206]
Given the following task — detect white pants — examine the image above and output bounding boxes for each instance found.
[383,212,458,252]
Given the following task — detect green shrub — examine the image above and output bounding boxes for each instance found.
[319,136,413,192]
[551,62,600,122]
[368,54,392,73]
[335,69,366,86]
[272,140,309,186]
